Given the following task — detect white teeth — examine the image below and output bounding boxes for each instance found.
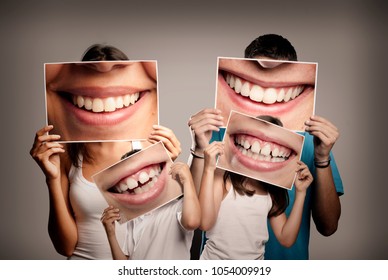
[72,93,140,112]
[92,98,104,112]
[77,96,84,107]
[261,144,271,156]
[250,85,264,102]
[272,147,279,157]
[236,136,291,163]
[277,89,285,102]
[251,141,261,154]
[125,178,138,190]
[241,82,250,97]
[138,172,149,184]
[243,140,250,149]
[134,188,144,194]
[113,165,162,194]
[104,97,116,112]
[234,78,242,93]
[115,96,124,108]
[262,88,277,104]
[226,73,305,104]
[84,98,93,110]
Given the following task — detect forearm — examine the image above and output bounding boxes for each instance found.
[47,178,77,257]
[312,166,341,236]
[106,232,128,260]
[199,169,219,231]
[188,155,204,194]
[278,192,306,247]
[181,176,201,230]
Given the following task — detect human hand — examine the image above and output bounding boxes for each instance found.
[148,125,181,161]
[203,141,224,171]
[100,206,121,236]
[30,125,65,180]
[188,108,224,154]
[294,161,313,193]
[305,115,339,161]
[169,162,192,185]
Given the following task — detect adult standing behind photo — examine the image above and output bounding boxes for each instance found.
[188,34,343,259]
[30,44,181,259]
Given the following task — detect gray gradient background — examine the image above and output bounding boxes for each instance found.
[0,0,386,259]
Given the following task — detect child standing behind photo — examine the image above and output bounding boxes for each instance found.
[101,162,200,260]
[199,126,313,260]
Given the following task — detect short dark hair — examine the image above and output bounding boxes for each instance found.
[81,44,129,61]
[244,34,297,61]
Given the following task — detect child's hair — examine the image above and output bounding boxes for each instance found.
[121,149,141,160]
[222,115,289,217]
[67,44,129,167]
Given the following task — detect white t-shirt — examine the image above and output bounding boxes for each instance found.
[201,185,272,260]
[123,198,193,260]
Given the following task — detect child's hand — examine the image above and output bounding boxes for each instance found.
[294,161,313,193]
[148,125,181,161]
[30,125,65,180]
[101,206,121,236]
[203,141,224,171]
[169,162,192,185]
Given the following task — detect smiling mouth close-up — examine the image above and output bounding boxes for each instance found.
[55,86,153,126]
[229,133,297,172]
[220,71,314,114]
[107,162,167,206]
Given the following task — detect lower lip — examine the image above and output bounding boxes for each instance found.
[218,73,314,116]
[63,92,148,126]
[108,163,167,206]
[229,134,294,172]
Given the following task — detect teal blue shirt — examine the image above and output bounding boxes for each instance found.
[209,129,344,260]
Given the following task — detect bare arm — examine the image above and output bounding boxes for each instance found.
[198,142,225,231]
[30,125,77,257]
[169,162,201,230]
[188,108,224,193]
[270,162,313,247]
[101,206,128,260]
[305,115,341,236]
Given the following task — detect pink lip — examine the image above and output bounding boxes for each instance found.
[60,86,143,98]
[218,73,314,116]
[108,162,167,206]
[61,90,149,126]
[228,133,296,172]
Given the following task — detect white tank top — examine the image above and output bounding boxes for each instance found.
[200,185,272,260]
[68,156,126,259]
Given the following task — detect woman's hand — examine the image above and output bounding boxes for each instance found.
[30,125,65,180]
[148,125,181,161]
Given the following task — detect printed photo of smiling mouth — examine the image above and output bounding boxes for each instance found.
[93,142,183,223]
[215,57,317,131]
[217,111,304,190]
[45,61,158,142]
